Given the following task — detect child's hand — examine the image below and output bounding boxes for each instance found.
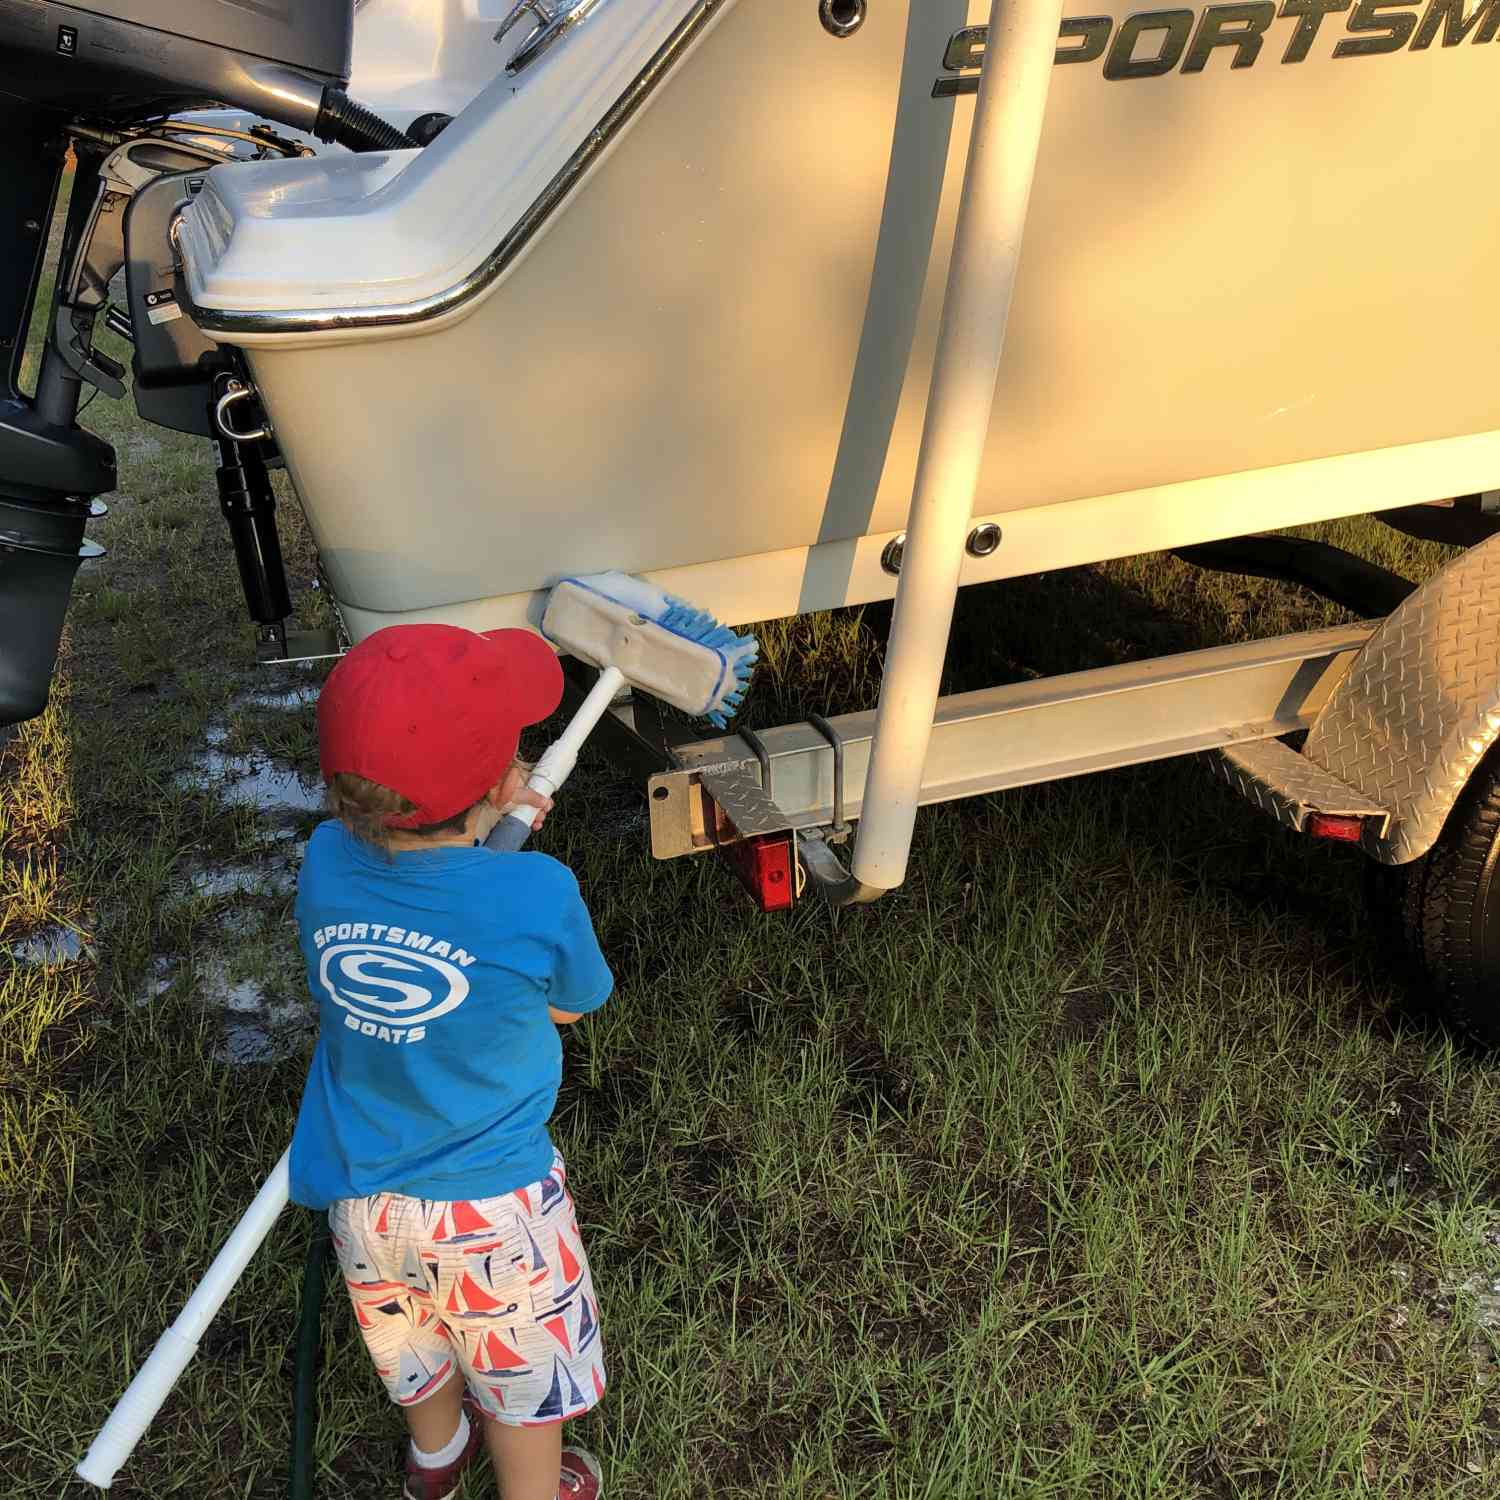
[506,786,554,831]
[489,764,553,831]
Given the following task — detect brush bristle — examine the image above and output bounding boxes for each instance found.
[704,643,758,728]
[653,591,757,726]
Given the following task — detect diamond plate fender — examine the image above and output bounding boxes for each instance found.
[1303,532,1500,864]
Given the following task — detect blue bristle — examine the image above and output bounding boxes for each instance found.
[658,594,727,647]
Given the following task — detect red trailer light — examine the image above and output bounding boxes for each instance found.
[716,832,796,912]
[1306,812,1366,843]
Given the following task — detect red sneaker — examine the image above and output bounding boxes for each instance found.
[560,1443,604,1499]
[402,1394,486,1500]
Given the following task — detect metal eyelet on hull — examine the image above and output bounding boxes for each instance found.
[966,522,1001,557]
[819,0,867,40]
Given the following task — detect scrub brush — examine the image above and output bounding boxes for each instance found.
[486,571,758,850]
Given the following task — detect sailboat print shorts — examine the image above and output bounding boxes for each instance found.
[328,1152,605,1426]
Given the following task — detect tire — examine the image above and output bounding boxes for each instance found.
[1364,856,1432,1002]
[1394,746,1500,1045]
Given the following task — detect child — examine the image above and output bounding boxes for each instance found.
[288,623,613,1500]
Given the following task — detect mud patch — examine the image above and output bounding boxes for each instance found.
[954,1126,1062,1272]
[719,987,772,1041]
[836,1033,914,1120]
[669,1137,737,1201]
[1053,985,1116,1044]
[717,982,821,1046]
[139,1121,192,1175]
[986,1178,1055,1262]
[555,1054,651,1139]
[1192,1446,1285,1498]
[199,1318,253,1367]
[1353,1078,1452,1196]
[701,1402,808,1487]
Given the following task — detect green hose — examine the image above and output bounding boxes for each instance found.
[289,1215,331,1500]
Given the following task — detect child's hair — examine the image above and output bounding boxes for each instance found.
[327,772,481,854]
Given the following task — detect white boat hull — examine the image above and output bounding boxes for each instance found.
[179,0,1500,635]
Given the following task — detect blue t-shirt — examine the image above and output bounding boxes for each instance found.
[288,821,613,1211]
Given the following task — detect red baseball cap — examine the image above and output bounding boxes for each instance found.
[318,624,564,828]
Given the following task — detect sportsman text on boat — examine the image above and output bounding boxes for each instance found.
[935,0,1500,94]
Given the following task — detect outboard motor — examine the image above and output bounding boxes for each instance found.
[0,2,408,725]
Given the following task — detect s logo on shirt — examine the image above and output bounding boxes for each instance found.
[319,942,471,1028]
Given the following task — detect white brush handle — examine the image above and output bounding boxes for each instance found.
[486,666,625,851]
[77,1150,292,1489]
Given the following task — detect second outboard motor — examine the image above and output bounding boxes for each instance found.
[0,496,103,724]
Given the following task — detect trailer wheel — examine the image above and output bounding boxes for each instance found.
[1399,747,1500,1045]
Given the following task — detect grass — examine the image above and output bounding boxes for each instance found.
[3,209,1499,1497]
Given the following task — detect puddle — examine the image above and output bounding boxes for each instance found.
[109,711,318,1060]
[181,851,300,900]
[1391,1216,1500,1383]
[185,866,271,899]
[234,684,320,713]
[1446,1218,1500,1332]
[218,1006,315,1065]
[1447,1270,1500,1332]
[213,906,263,941]
[258,822,311,847]
[10,925,85,965]
[180,692,322,829]
[197,955,314,1065]
[135,955,177,1007]
[176,747,325,825]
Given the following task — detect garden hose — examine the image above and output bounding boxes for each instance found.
[288,1216,331,1500]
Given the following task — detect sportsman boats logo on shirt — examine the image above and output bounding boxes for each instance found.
[312,922,478,1045]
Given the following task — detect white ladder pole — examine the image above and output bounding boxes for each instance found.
[850,0,1065,894]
